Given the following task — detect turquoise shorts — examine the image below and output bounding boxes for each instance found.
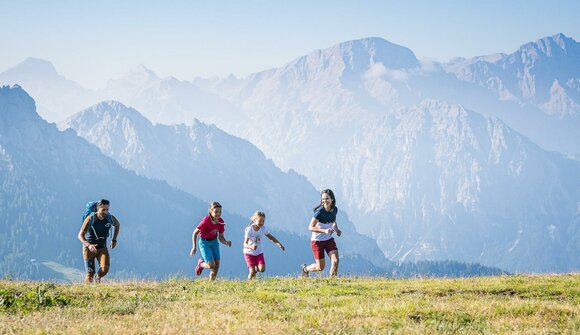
[199,237,220,262]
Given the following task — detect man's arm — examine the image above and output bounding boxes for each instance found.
[109,216,121,249]
[78,216,97,252]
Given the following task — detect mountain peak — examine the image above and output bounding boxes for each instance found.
[328,37,420,70]
[125,65,160,81]
[89,100,146,120]
[93,99,131,112]
[0,85,39,124]
[341,36,403,48]
[15,57,57,73]
[105,65,160,90]
[519,33,578,58]
[273,36,420,81]
[1,57,62,79]
[63,100,152,130]
[544,33,574,49]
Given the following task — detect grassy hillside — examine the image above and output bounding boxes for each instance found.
[0,274,578,334]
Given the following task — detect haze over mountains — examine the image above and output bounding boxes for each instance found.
[1,33,579,274]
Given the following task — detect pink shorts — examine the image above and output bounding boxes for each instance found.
[244,253,266,268]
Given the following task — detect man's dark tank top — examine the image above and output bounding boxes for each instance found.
[86,215,112,248]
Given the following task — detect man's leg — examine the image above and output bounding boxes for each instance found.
[82,247,96,283]
[95,247,110,283]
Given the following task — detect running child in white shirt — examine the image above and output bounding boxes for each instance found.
[243,211,285,280]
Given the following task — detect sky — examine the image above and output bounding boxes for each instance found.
[1,0,578,89]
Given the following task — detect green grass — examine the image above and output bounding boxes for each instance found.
[0,274,578,334]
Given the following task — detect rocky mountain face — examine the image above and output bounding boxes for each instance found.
[442,33,580,154]
[445,33,580,117]
[323,100,579,272]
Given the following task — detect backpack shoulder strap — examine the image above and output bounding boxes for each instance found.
[107,213,116,226]
[88,212,95,228]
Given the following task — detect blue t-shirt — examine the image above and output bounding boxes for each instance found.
[314,206,337,223]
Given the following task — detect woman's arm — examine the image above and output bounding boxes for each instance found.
[332,222,342,236]
[309,218,333,234]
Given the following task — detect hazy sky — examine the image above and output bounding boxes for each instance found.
[1,0,578,89]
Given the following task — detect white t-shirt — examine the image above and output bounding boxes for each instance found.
[243,225,270,256]
[311,221,334,241]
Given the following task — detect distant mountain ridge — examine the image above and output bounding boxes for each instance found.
[100,66,242,126]
[444,33,580,117]
[0,58,97,122]
[1,35,577,155]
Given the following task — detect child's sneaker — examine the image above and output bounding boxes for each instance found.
[195,259,204,276]
[301,263,309,277]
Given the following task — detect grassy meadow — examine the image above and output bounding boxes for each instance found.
[0,274,578,334]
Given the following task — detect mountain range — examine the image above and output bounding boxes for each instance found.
[1,33,578,274]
